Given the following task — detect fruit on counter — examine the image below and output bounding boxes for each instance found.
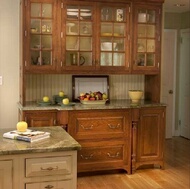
[59,91,64,97]
[102,93,108,100]
[62,98,69,105]
[16,121,28,132]
[43,96,50,102]
[79,91,107,100]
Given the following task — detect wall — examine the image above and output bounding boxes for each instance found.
[0,0,20,128]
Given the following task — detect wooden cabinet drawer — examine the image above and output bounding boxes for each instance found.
[68,110,131,139]
[25,156,72,177]
[26,180,72,189]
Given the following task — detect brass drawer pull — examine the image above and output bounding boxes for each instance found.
[108,124,120,129]
[41,166,58,171]
[80,124,93,130]
[45,185,54,189]
[81,154,94,160]
[107,152,120,158]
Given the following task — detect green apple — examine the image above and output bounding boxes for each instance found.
[62,98,69,105]
[59,91,64,97]
[102,93,107,100]
[43,96,50,102]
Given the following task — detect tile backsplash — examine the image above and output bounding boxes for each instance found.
[26,74,144,101]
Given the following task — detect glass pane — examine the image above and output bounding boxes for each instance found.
[79,37,92,51]
[80,23,92,35]
[147,54,155,66]
[42,35,52,49]
[31,51,40,65]
[138,24,146,37]
[147,25,155,38]
[67,6,78,20]
[31,19,40,33]
[147,10,156,23]
[138,39,146,52]
[79,7,92,21]
[114,23,125,37]
[114,39,124,51]
[100,53,112,66]
[66,22,78,35]
[42,20,52,33]
[138,10,147,23]
[31,3,41,17]
[42,4,52,18]
[113,53,125,66]
[80,52,92,66]
[101,23,113,35]
[66,37,79,50]
[147,39,155,52]
[136,53,145,66]
[101,7,112,21]
[30,35,40,49]
[115,8,125,22]
[42,51,52,65]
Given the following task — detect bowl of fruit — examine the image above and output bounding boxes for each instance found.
[79,91,108,105]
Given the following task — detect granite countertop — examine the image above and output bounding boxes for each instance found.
[0,126,81,155]
[18,99,166,111]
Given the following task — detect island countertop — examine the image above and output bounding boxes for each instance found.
[0,126,81,155]
[18,99,166,111]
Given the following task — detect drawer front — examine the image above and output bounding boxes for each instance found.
[69,110,131,139]
[26,180,72,189]
[26,156,72,177]
[78,142,128,163]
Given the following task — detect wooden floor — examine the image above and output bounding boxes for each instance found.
[77,137,190,189]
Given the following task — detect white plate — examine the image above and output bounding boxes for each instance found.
[81,12,92,17]
[67,12,78,16]
[80,100,107,105]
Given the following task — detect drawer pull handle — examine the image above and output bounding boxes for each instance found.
[107,152,120,158]
[81,154,94,160]
[41,166,58,171]
[45,185,54,189]
[80,124,93,130]
[108,124,120,129]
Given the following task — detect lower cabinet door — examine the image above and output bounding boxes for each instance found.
[26,180,72,189]
[0,160,13,189]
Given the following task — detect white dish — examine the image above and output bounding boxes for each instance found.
[81,12,92,17]
[67,12,78,16]
[67,9,90,12]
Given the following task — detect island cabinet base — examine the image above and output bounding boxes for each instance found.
[0,151,77,189]
[68,109,132,174]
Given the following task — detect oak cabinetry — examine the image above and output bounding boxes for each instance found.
[132,107,166,172]
[68,109,132,174]
[22,110,57,127]
[0,160,13,189]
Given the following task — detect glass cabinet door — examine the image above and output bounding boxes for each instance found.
[29,1,54,68]
[64,3,94,68]
[99,5,129,69]
[133,6,161,72]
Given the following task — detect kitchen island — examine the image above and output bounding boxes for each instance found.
[0,126,81,189]
[18,100,166,174]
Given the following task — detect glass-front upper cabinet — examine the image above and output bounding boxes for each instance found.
[25,0,56,72]
[62,2,94,70]
[133,5,161,73]
[98,4,130,72]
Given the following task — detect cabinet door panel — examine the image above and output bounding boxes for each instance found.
[137,107,165,163]
[0,160,13,189]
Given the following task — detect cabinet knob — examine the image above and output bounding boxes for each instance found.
[81,154,94,160]
[108,124,120,129]
[107,152,120,158]
[80,124,93,130]
[169,90,173,94]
